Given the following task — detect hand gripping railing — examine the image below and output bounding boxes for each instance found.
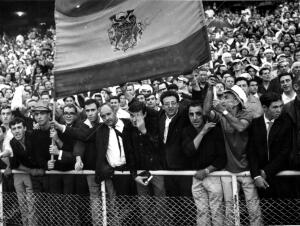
[0,170,300,226]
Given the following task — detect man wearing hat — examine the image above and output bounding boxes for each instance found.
[204,84,262,226]
[30,100,63,224]
[231,59,243,78]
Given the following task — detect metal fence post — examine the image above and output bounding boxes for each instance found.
[101,181,107,226]
[231,174,240,226]
[0,173,3,226]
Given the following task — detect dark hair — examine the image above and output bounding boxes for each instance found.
[84,99,100,109]
[235,77,249,86]
[9,117,26,128]
[109,96,120,102]
[160,90,179,104]
[41,91,51,98]
[260,92,282,107]
[188,100,203,109]
[259,67,270,76]
[145,92,156,99]
[278,72,293,82]
[128,101,146,114]
[117,93,125,99]
[63,104,77,113]
[0,105,11,114]
[249,79,258,85]
[168,84,178,91]
[63,96,75,102]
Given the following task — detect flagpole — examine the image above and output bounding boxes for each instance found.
[51,71,57,161]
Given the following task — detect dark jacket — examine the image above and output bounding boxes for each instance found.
[95,119,131,182]
[247,114,292,178]
[158,106,190,169]
[10,131,38,169]
[282,99,300,169]
[65,120,99,170]
[123,109,163,177]
[31,128,52,169]
[181,124,226,170]
[54,119,83,171]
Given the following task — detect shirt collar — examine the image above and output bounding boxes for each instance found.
[264,114,274,124]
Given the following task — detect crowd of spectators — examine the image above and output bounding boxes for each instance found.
[0,0,300,225]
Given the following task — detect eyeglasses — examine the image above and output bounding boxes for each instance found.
[63,112,76,116]
[163,102,177,107]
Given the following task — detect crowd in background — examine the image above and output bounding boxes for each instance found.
[0,1,300,226]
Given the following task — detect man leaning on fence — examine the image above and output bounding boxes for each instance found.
[204,84,263,226]
[8,117,37,226]
[248,92,292,198]
[124,101,166,225]
[182,101,226,226]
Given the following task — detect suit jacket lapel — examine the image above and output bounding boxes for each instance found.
[268,118,280,146]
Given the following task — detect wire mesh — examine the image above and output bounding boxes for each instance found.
[2,191,300,226]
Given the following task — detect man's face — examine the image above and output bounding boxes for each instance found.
[264,100,283,120]
[129,110,146,127]
[292,64,300,76]
[45,81,52,90]
[38,86,45,94]
[64,97,74,105]
[85,103,98,123]
[225,77,235,89]
[34,111,50,127]
[137,94,145,103]
[215,83,225,95]
[110,99,120,112]
[11,122,26,141]
[236,80,249,95]
[63,106,77,125]
[116,87,122,95]
[233,62,241,71]
[189,105,204,129]
[146,94,156,109]
[196,70,208,84]
[221,93,239,110]
[279,62,290,73]
[261,69,271,82]
[158,83,167,96]
[280,75,293,93]
[1,109,12,124]
[100,105,117,127]
[177,80,185,89]
[119,95,127,106]
[162,96,179,118]
[249,81,258,95]
[5,89,13,99]
[126,85,135,96]
[41,95,50,104]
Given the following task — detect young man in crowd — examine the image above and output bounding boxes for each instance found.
[279,72,296,104]
[235,77,263,119]
[182,101,226,226]
[124,101,165,225]
[204,84,263,226]
[109,96,130,119]
[9,118,39,226]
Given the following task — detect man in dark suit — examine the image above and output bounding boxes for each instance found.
[95,103,134,197]
[158,90,191,196]
[248,92,292,198]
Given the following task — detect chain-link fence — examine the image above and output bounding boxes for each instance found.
[2,191,300,226]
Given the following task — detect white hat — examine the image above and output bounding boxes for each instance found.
[264,49,274,55]
[224,85,247,106]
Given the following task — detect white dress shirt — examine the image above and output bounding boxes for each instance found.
[106,119,126,167]
[163,114,176,144]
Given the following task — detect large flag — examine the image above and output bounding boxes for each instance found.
[54,0,210,97]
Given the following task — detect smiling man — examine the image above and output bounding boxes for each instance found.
[279,72,296,104]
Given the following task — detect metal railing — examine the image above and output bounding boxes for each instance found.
[0,170,300,226]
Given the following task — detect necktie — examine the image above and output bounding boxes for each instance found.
[112,126,123,157]
[267,121,274,161]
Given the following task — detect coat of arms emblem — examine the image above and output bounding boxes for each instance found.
[108,10,144,52]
